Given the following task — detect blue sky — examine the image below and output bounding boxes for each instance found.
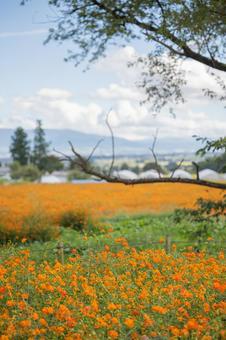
[0,0,225,142]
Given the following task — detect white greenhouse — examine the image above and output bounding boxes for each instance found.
[40,174,64,184]
[113,170,138,180]
[139,170,161,179]
[199,169,221,181]
[171,169,192,179]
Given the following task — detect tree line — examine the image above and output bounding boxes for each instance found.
[9,120,63,181]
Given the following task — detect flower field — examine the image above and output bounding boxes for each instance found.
[0,183,224,231]
[0,245,225,339]
[0,183,225,339]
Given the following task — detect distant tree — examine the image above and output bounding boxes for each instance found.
[42,155,64,174]
[167,161,178,172]
[198,152,226,172]
[143,162,164,173]
[120,162,129,170]
[10,127,30,166]
[32,120,50,171]
[68,169,91,181]
[131,165,140,175]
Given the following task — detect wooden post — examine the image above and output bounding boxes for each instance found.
[57,242,65,264]
[165,235,171,254]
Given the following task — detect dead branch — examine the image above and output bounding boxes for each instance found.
[170,159,184,178]
[58,145,226,190]
[192,162,200,180]
[87,138,105,162]
[148,129,161,178]
[105,109,115,176]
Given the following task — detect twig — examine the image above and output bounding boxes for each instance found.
[170,159,184,178]
[192,162,200,180]
[105,109,115,176]
[52,146,226,189]
[149,129,161,178]
[87,138,105,162]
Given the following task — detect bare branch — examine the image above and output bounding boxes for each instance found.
[170,159,184,178]
[105,109,115,176]
[148,129,161,178]
[192,162,200,180]
[87,138,105,162]
[59,144,226,190]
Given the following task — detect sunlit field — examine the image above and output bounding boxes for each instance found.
[0,182,224,229]
[0,183,225,339]
[0,247,225,339]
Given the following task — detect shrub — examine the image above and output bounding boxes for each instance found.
[0,210,59,244]
[22,210,59,242]
[173,195,226,248]
[10,161,41,182]
[59,209,104,234]
[59,210,90,232]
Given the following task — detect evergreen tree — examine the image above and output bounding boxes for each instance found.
[10,127,30,165]
[32,120,50,171]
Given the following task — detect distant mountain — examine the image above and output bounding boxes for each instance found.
[0,128,198,158]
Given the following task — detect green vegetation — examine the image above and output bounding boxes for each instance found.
[32,119,51,171]
[10,161,41,181]
[0,212,224,264]
[10,126,30,165]
[9,120,64,182]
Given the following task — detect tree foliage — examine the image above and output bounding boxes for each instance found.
[22,0,226,111]
[32,120,50,171]
[10,162,41,181]
[21,0,226,183]
[10,127,30,166]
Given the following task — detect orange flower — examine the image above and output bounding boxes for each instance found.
[42,306,54,315]
[20,320,31,328]
[186,319,199,330]
[213,281,226,293]
[203,303,210,313]
[124,318,135,329]
[169,326,180,336]
[39,318,48,327]
[108,303,117,311]
[108,330,119,339]
[32,313,39,320]
[152,306,168,314]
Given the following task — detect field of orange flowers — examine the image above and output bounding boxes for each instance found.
[0,244,225,339]
[0,182,224,232]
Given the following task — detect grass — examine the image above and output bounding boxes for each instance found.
[1,212,224,264]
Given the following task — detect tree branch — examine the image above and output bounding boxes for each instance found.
[170,159,184,178]
[105,109,115,176]
[58,145,226,190]
[192,162,200,181]
[149,129,161,178]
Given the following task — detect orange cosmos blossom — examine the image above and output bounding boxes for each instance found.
[108,330,119,339]
[124,318,135,329]
[151,305,168,314]
[19,320,31,328]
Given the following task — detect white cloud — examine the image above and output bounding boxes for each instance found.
[9,88,104,134]
[96,83,142,101]
[1,46,226,142]
[0,81,224,143]
[0,29,48,39]
[38,88,73,99]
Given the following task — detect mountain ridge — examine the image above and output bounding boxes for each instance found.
[0,128,198,157]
